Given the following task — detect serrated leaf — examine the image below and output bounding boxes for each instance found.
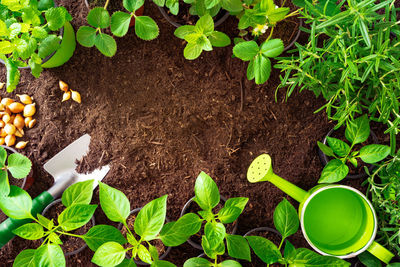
[135,16,159,41]
[233,40,258,61]
[7,153,32,178]
[38,34,60,58]
[174,25,196,39]
[209,31,230,47]
[87,7,110,28]
[254,55,271,84]
[260,39,284,58]
[123,0,144,12]
[110,12,131,37]
[94,33,117,57]
[76,26,96,48]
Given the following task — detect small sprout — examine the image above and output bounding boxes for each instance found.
[13,114,24,129]
[2,114,11,123]
[0,138,4,145]
[23,103,36,117]
[1,98,13,107]
[8,102,24,113]
[15,128,24,137]
[59,80,69,92]
[71,90,81,103]
[4,123,16,135]
[28,119,37,129]
[5,135,16,146]
[16,94,33,105]
[15,141,28,149]
[62,91,71,102]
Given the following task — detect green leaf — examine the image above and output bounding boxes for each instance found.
[0,19,8,36]
[48,233,62,245]
[359,19,371,47]
[247,59,255,80]
[0,171,9,196]
[0,185,32,219]
[195,14,214,35]
[317,141,335,157]
[204,0,219,9]
[134,195,167,240]
[220,260,241,267]
[283,240,296,260]
[359,145,391,164]
[160,213,202,246]
[174,25,196,39]
[183,258,212,267]
[111,12,131,37]
[0,41,14,54]
[7,153,31,178]
[38,0,54,11]
[245,236,281,264]
[233,41,258,61]
[135,16,159,41]
[293,248,350,266]
[94,33,117,57]
[34,244,65,267]
[194,171,220,211]
[5,58,20,92]
[358,251,382,267]
[99,182,130,223]
[45,7,67,31]
[13,249,36,267]
[149,244,158,261]
[254,55,271,84]
[326,137,350,157]
[208,31,230,47]
[260,39,284,58]
[92,242,126,267]
[0,147,6,166]
[87,7,110,28]
[62,180,94,207]
[123,0,144,12]
[28,58,43,78]
[152,260,176,267]
[224,197,248,213]
[217,206,241,223]
[202,234,224,259]
[204,221,225,249]
[183,43,202,60]
[38,35,60,58]
[345,115,370,145]
[116,259,138,267]
[9,23,21,38]
[83,225,127,251]
[13,223,44,240]
[76,26,96,48]
[226,234,251,261]
[37,214,54,230]
[273,198,299,239]
[58,204,97,231]
[220,0,243,12]
[318,159,349,183]
[32,27,48,39]
[138,244,152,264]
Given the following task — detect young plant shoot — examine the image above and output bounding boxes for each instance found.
[318,115,390,183]
[174,14,231,60]
[91,182,176,266]
[172,172,250,266]
[77,0,159,57]
[3,180,104,267]
[246,198,350,266]
[0,0,73,91]
[0,146,31,196]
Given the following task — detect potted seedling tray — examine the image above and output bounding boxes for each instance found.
[42,199,96,257]
[118,208,172,265]
[180,196,238,250]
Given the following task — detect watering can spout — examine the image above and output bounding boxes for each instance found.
[247,154,308,203]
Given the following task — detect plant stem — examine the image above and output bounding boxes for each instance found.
[266,27,274,42]
[56,231,83,238]
[104,0,110,10]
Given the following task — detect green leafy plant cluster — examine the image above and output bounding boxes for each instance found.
[0,0,72,91]
[246,198,350,266]
[318,115,390,183]
[276,0,400,149]
[0,146,31,196]
[180,172,250,266]
[77,0,159,57]
[1,180,99,267]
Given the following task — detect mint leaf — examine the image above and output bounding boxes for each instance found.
[32,27,48,39]
[209,31,230,47]
[174,25,196,39]
[38,34,60,58]
[195,14,213,35]
[45,7,67,31]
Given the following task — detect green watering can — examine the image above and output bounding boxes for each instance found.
[247,154,395,264]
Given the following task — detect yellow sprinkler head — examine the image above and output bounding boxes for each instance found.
[247,154,274,183]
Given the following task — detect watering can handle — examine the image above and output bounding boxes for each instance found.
[367,241,394,264]
[247,154,308,203]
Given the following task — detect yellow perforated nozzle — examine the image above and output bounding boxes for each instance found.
[247,154,274,183]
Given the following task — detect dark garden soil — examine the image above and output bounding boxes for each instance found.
[0,0,395,266]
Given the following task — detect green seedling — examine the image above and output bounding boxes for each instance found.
[170,172,250,265]
[246,198,350,266]
[276,0,400,151]
[5,180,107,267]
[318,115,391,183]
[0,146,31,196]
[77,0,159,57]
[0,0,73,91]
[174,14,231,60]
[91,182,176,267]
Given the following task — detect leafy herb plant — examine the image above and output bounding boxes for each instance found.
[246,198,350,266]
[77,0,159,57]
[1,180,101,267]
[0,0,72,91]
[91,182,176,267]
[318,115,391,183]
[173,172,251,265]
[276,0,400,150]
[174,14,231,60]
[0,146,31,196]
